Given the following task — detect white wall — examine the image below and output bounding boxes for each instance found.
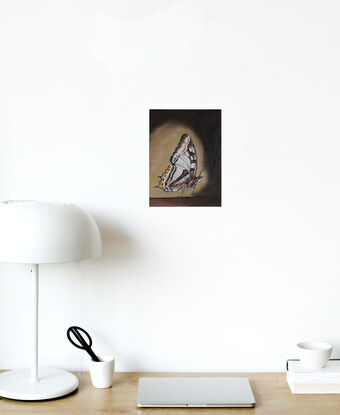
[1,0,340,372]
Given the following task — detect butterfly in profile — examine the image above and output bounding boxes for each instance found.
[156,134,202,193]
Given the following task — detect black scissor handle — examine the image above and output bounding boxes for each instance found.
[67,326,93,350]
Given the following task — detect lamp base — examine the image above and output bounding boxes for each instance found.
[0,368,79,400]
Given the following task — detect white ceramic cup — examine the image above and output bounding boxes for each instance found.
[89,355,115,388]
[297,341,332,369]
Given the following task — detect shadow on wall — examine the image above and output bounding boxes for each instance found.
[94,216,142,267]
[75,216,146,361]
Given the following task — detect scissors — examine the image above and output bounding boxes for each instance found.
[67,326,101,362]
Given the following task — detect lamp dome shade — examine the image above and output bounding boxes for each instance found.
[0,201,102,264]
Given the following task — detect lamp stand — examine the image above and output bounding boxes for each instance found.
[0,264,79,400]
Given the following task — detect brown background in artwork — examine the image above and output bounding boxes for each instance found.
[149,110,221,207]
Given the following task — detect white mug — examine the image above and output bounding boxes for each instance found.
[297,341,332,369]
[89,355,115,388]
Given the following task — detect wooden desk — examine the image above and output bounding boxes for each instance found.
[0,372,340,415]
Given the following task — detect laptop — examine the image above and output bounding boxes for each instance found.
[136,377,256,408]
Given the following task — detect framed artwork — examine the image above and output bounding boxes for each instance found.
[149,109,221,207]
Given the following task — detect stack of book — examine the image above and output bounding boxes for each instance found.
[287,359,340,393]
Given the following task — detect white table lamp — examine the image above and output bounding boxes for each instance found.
[0,200,102,400]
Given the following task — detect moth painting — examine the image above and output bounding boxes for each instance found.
[156,133,202,193]
[150,109,221,207]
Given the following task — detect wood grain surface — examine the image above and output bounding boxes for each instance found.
[0,372,339,415]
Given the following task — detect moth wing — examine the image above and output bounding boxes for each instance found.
[169,164,185,182]
[186,141,198,175]
[173,153,191,172]
[158,134,200,192]
[171,136,197,174]
[171,135,191,163]
[168,166,191,191]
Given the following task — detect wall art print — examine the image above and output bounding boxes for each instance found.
[149,109,221,207]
